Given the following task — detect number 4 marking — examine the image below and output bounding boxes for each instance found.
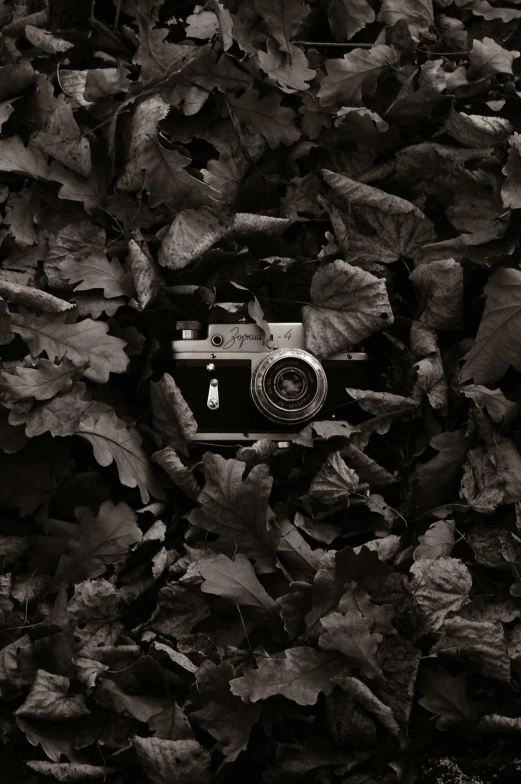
[284,329,292,340]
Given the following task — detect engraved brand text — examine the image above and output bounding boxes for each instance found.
[221,327,293,350]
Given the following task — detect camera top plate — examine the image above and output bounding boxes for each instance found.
[172,322,368,360]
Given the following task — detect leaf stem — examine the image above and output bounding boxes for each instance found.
[294,41,373,48]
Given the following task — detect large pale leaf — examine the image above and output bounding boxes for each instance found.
[468,37,519,80]
[430,617,510,681]
[10,311,129,384]
[323,170,437,263]
[51,500,142,586]
[9,382,92,438]
[31,98,91,177]
[16,669,90,721]
[377,0,434,36]
[133,737,211,784]
[302,260,393,359]
[76,410,166,504]
[460,267,521,384]
[187,453,278,562]
[230,647,347,705]
[410,557,472,631]
[318,45,400,106]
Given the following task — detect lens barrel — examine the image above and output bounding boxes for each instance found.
[250,349,328,424]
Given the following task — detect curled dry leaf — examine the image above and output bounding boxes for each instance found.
[410,557,472,631]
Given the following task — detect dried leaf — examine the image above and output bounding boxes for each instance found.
[230,647,346,705]
[133,737,211,784]
[11,311,129,383]
[410,557,472,631]
[16,669,90,721]
[150,373,197,456]
[319,611,383,678]
[302,260,393,359]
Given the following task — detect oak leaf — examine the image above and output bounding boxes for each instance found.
[51,501,142,586]
[318,45,400,106]
[0,357,86,402]
[230,647,347,705]
[319,611,383,678]
[76,410,166,504]
[468,37,519,80]
[227,89,301,148]
[187,453,278,562]
[326,0,375,41]
[10,311,129,384]
[377,0,434,36]
[0,136,51,180]
[192,553,278,615]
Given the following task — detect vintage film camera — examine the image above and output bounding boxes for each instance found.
[171,320,370,443]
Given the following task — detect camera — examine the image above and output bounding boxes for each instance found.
[171,320,371,442]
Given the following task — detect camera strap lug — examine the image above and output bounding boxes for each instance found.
[207,378,219,410]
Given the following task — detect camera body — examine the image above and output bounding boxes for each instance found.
[171,321,371,442]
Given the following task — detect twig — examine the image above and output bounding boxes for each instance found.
[294,40,373,48]
[114,0,122,30]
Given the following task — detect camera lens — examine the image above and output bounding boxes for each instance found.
[250,349,327,424]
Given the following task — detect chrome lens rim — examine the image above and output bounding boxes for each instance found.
[250,349,328,424]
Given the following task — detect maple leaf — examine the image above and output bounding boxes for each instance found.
[302,260,393,359]
[318,611,383,678]
[318,45,400,106]
[31,98,91,177]
[51,500,142,586]
[187,453,278,562]
[468,37,520,80]
[418,666,476,730]
[226,89,301,148]
[230,647,347,705]
[307,452,361,506]
[10,311,129,384]
[16,669,90,721]
[460,267,521,384]
[410,557,472,631]
[76,410,166,504]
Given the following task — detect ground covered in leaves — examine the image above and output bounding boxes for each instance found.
[4,0,521,783]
